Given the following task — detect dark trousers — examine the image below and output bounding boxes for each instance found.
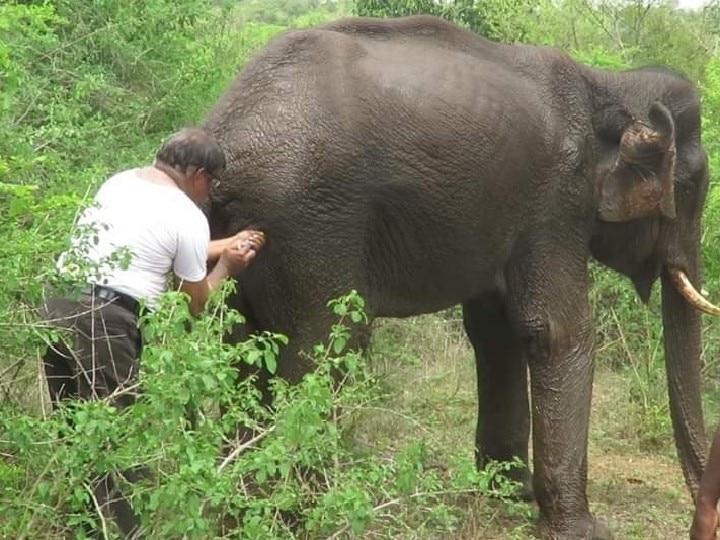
[43,294,144,538]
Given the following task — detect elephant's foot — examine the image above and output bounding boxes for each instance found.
[510,469,534,502]
[494,468,534,501]
[535,516,613,540]
[478,457,534,501]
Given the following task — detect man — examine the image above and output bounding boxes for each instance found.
[42,127,264,537]
[692,428,720,539]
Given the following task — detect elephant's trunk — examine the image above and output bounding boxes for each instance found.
[662,261,707,498]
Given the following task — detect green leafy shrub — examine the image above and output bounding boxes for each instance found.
[1,287,522,538]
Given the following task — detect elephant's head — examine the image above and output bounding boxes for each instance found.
[589,70,715,496]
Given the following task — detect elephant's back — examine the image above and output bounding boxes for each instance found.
[205,18,557,201]
[203,18,574,317]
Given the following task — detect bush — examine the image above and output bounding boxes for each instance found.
[0,287,521,538]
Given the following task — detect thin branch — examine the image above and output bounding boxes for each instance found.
[86,481,110,540]
[195,426,278,519]
[0,358,25,381]
[581,0,626,52]
[39,24,118,62]
[217,426,276,474]
[12,87,48,128]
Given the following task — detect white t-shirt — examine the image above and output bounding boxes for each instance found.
[59,168,209,308]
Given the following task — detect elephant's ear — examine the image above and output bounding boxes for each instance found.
[598,102,677,222]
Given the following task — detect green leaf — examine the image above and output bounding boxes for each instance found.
[264,353,277,374]
[245,349,262,366]
[332,337,347,354]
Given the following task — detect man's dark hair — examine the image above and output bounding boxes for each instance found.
[155,127,226,177]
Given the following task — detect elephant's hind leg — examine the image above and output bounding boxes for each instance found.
[462,292,533,500]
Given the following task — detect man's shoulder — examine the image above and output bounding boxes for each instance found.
[166,194,209,237]
[170,192,207,220]
[104,168,140,185]
[94,168,141,198]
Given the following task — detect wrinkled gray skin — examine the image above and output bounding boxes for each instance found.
[204,15,710,540]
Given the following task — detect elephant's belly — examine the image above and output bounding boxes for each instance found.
[369,250,505,318]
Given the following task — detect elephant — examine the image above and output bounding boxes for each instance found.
[202,15,719,540]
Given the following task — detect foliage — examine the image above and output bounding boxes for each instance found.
[353,0,536,41]
[236,0,349,26]
[702,57,720,284]
[353,0,719,77]
[0,287,521,538]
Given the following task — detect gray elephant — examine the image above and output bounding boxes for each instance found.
[203,15,719,539]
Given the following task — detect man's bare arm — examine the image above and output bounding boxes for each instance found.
[691,427,720,539]
[180,235,265,316]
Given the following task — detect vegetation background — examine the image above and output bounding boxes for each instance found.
[2,0,720,538]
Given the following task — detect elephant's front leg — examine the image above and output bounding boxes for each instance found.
[508,260,611,540]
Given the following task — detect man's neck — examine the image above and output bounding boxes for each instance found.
[152,162,185,187]
[151,162,202,206]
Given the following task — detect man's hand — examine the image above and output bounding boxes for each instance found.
[234,230,266,251]
[692,428,720,540]
[219,230,266,273]
[208,230,266,263]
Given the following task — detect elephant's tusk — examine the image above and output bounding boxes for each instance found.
[668,268,720,316]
